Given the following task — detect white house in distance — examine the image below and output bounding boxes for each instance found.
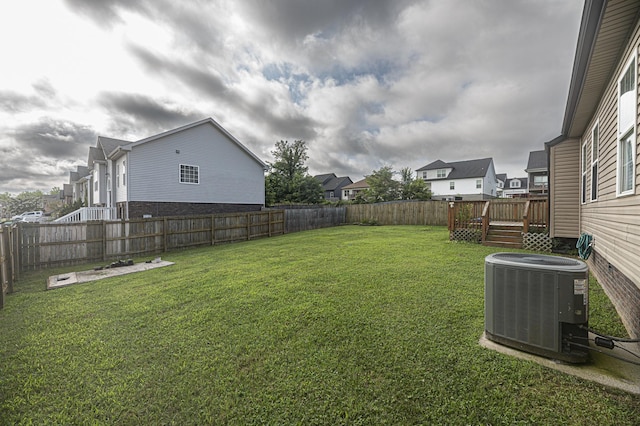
[416,158,498,200]
[502,177,529,198]
[64,117,267,220]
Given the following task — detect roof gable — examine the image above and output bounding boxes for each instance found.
[526,150,547,171]
[416,160,451,171]
[98,136,130,159]
[314,173,337,185]
[128,117,267,169]
[342,178,369,190]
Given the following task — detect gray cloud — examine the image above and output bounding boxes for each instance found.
[9,118,96,159]
[98,92,202,136]
[63,0,153,27]
[2,0,583,193]
[129,44,319,141]
[0,91,45,113]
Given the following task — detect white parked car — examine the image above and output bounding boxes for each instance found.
[13,211,44,223]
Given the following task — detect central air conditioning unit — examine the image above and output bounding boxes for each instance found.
[485,253,589,363]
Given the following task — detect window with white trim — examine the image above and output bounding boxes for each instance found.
[449,181,455,190]
[476,179,482,189]
[581,141,588,204]
[122,161,126,186]
[510,180,521,188]
[180,164,199,184]
[116,164,120,188]
[534,175,548,185]
[617,55,636,196]
[619,133,634,194]
[437,169,447,178]
[591,123,598,201]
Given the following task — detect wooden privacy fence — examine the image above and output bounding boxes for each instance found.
[0,226,15,309]
[345,200,448,226]
[15,210,285,272]
[284,207,346,233]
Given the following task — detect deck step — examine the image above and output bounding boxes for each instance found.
[484,225,523,249]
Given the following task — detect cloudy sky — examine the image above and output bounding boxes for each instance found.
[1,0,583,194]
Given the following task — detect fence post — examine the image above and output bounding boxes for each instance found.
[0,228,6,308]
[13,223,21,279]
[246,212,251,240]
[447,202,455,232]
[101,221,107,261]
[210,215,215,246]
[163,217,169,252]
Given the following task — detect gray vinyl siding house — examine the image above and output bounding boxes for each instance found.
[548,0,640,338]
[90,118,267,218]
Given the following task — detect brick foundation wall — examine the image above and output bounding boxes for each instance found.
[127,201,263,218]
[589,249,640,338]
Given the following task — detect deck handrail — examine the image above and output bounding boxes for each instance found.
[522,200,531,234]
[54,207,118,223]
[481,201,490,243]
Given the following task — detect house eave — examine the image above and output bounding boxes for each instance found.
[563,0,640,138]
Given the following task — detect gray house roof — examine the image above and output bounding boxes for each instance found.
[314,174,353,191]
[97,136,130,159]
[417,158,494,180]
[314,173,336,185]
[343,178,369,190]
[526,150,547,172]
[416,159,449,171]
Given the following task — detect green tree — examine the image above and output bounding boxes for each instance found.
[360,166,400,203]
[0,191,44,217]
[265,140,323,205]
[400,167,432,200]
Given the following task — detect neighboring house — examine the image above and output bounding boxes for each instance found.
[62,184,73,205]
[342,178,370,201]
[65,117,267,219]
[502,177,529,198]
[547,0,640,337]
[67,165,89,204]
[525,150,549,196]
[416,158,498,201]
[314,173,353,202]
[496,173,507,197]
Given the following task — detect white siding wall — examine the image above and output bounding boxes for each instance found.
[419,168,452,180]
[114,155,128,203]
[430,178,484,198]
[128,123,265,205]
[484,163,498,197]
[91,169,98,206]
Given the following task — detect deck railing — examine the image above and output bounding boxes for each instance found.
[54,207,118,223]
[448,198,548,242]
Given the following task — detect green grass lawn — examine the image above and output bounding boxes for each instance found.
[1,226,638,425]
